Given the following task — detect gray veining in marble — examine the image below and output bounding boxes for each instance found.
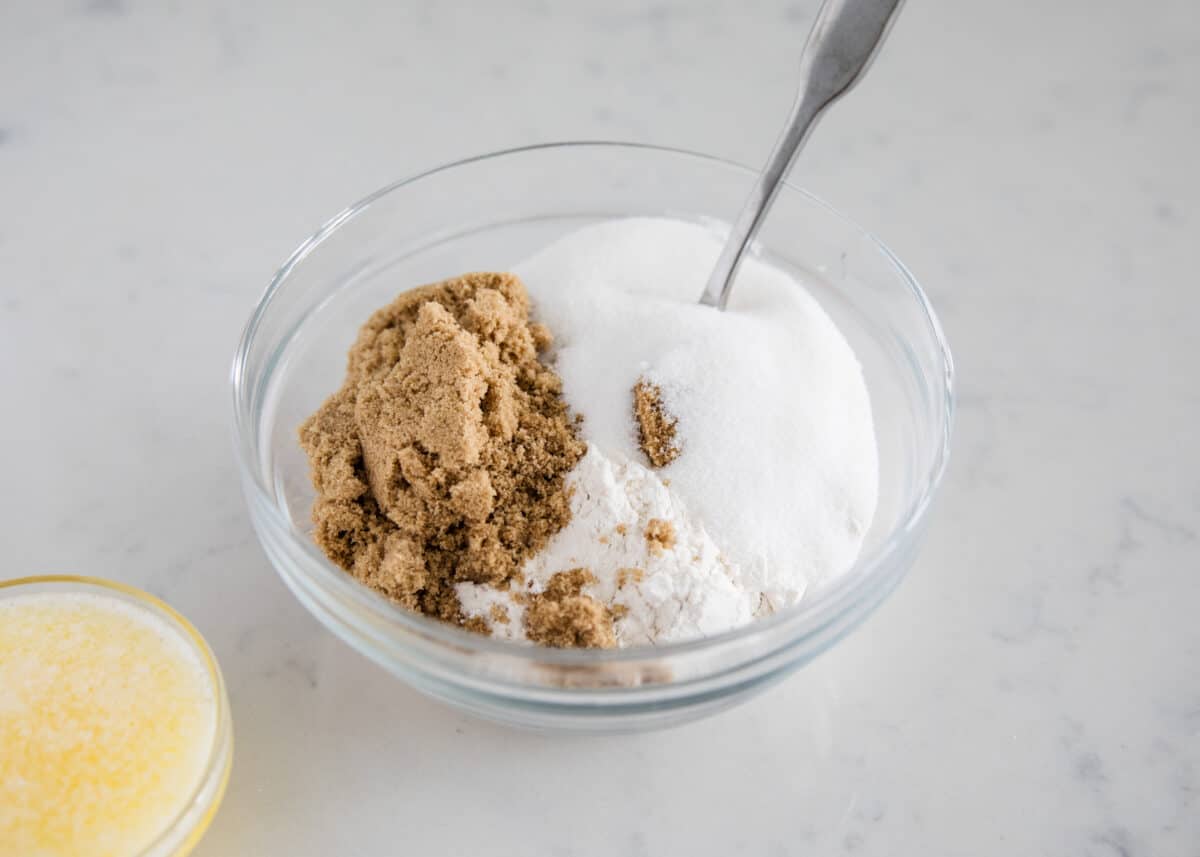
[1,0,1197,854]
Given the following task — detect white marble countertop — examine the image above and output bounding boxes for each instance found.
[3,0,1198,854]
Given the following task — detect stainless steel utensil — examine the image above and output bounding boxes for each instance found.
[700,0,906,309]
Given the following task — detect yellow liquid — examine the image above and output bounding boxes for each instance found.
[0,592,216,857]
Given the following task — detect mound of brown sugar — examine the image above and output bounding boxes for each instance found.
[523,569,616,649]
[298,272,587,630]
[633,379,680,468]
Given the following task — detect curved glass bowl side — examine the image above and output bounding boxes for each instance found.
[249,491,923,730]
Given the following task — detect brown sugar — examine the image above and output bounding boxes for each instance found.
[462,615,491,635]
[616,567,645,588]
[298,272,586,626]
[523,569,616,649]
[488,603,511,626]
[633,379,680,468]
[644,519,676,554]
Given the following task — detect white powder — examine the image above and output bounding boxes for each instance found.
[460,217,879,646]
[458,447,756,646]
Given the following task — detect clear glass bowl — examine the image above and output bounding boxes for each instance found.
[231,142,953,733]
[0,575,233,856]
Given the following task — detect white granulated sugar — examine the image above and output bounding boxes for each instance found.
[458,447,756,646]
[462,217,879,646]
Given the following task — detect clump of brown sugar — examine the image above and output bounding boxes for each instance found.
[523,569,616,648]
[633,379,680,468]
[648,513,676,554]
[298,272,586,626]
[644,518,676,554]
[616,567,644,588]
[489,604,511,626]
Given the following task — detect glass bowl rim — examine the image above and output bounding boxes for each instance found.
[230,140,954,667]
[0,573,233,857]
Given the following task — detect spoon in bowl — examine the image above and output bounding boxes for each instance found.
[699,0,907,310]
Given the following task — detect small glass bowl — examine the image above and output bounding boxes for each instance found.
[231,142,953,733]
[0,575,233,857]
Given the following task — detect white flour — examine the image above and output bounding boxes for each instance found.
[459,217,879,646]
[458,447,756,646]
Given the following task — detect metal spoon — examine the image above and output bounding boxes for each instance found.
[699,0,906,310]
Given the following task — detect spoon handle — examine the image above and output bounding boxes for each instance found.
[699,0,906,309]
